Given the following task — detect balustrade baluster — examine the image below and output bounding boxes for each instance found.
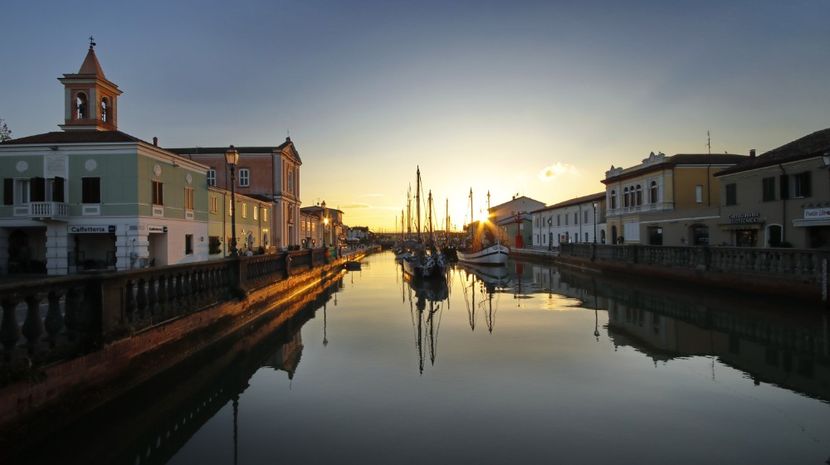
[125,280,136,321]
[45,290,64,348]
[0,297,21,359]
[22,294,44,354]
[148,276,158,316]
[136,278,148,319]
[64,287,82,340]
[175,273,184,312]
[157,274,168,317]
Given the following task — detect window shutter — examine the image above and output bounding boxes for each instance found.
[53,177,65,202]
[3,179,12,205]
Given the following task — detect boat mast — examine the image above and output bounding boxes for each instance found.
[428,190,434,245]
[445,198,450,241]
[406,185,412,240]
[469,187,474,228]
[416,166,422,242]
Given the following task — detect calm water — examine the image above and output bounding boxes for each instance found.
[16,252,830,464]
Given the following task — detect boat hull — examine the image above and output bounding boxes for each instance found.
[457,244,509,266]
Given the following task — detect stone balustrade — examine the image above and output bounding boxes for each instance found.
[560,243,830,285]
[0,247,336,374]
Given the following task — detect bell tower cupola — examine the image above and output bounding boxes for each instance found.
[58,38,122,131]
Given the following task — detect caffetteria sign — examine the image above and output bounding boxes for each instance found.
[69,225,116,233]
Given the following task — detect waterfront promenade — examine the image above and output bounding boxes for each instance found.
[0,246,375,453]
[512,245,830,305]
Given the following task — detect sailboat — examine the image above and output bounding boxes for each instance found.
[401,167,447,279]
[457,188,509,266]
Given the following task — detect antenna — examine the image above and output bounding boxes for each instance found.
[88,36,96,49]
[706,130,711,155]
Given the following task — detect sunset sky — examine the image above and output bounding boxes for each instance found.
[2,0,829,230]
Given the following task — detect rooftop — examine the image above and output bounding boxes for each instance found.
[716,127,830,176]
[532,191,606,213]
[603,153,747,184]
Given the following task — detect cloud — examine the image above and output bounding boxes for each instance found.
[340,203,370,209]
[537,162,579,182]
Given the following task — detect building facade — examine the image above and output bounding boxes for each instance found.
[602,152,746,246]
[300,201,344,249]
[531,192,607,248]
[207,187,272,257]
[0,44,209,275]
[169,139,302,250]
[715,128,830,248]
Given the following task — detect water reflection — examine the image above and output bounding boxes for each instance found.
[8,253,830,465]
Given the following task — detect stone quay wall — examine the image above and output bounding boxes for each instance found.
[0,247,367,433]
[553,244,830,304]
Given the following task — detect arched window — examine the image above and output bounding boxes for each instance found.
[76,92,88,120]
[635,184,643,206]
[610,190,617,209]
[623,187,630,207]
[101,97,110,123]
[649,181,658,204]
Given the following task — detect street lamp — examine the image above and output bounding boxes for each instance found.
[323,216,329,248]
[592,201,598,244]
[225,145,240,257]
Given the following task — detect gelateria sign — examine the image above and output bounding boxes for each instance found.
[804,208,830,219]
[69,225,116,233]
[728,212,761,224]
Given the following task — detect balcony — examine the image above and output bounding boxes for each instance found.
[14,201,70,221]
[606,202,674,217]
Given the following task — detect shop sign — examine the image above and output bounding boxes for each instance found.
[804,208,830,220]
[148,225,168,233]
[70,225,115,234]
[728,212,761,224]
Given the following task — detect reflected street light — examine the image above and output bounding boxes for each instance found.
[225,145,240,257]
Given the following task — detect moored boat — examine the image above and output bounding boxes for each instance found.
[457,243,510,265]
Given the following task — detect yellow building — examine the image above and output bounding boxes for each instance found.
[602,152,747,245]
[207,187,272,257]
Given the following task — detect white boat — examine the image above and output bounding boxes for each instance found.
[457,243,510,266]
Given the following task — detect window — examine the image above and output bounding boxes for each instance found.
[101,97,110,123]
[585,232,589,242]
[239,168,250,187]
[779,175,790,200]
[79,177,100,204]
[565,213,569,225]
[50,177,65,202]
[75,92,88,119]
[557,214,561,226]
[794,172,811,198]
[610,190,617,209]
[253,205,258,220]
[635,185,642,206]
[207,169,216,187]
[152,181,164,205]
[762,177,775,202]
[649,181,658,204]
[210,195,218,213]
[30,177,45,202]
[3,179,12,205]
[288,167,294,193]
[574,212,578,224]
[209,236,221,255]
[767,224,783,247]
[185,234,193,255]
[15,179,30,204]
[623,187,630,207]
[228,198,233,215]
[262,208,268,222]
[691,224,709,246]
[242,203,248,219]
[695,185,703,204]
[184,187,194,210]
[584,210,589,223]
[725,183,737,206]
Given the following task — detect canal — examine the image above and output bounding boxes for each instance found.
[10,251,830,464]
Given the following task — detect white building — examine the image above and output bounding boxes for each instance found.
[531,192,607,248]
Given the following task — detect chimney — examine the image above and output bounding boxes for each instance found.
[153,137,158,147]
[749,149,756,158]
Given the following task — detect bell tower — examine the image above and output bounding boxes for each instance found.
[58,38,122,131]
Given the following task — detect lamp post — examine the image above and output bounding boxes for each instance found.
[225,145,240,257]
[592,201,598,244]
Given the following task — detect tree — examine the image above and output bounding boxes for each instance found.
[0,119,11,142]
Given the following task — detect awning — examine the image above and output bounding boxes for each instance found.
[718,223,763,230]
[793,218,830,227]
